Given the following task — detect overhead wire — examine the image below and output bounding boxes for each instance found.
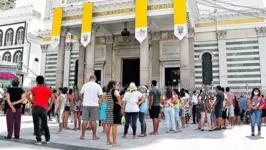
[214,0,266,12]
[197,0,266,19]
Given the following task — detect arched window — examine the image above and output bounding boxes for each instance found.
[2,52,12,62]
[5,28,14,46]
[0,30,3,46]
[13,51,22,64]
[202,53,213,85]
[15,27,25,45]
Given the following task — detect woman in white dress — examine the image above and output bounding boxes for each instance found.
[55,87,67,133]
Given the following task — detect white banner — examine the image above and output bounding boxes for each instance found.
[135,27,147,43]
[81,32,91,47]
[174,24,187,40]
[51,36,60,49]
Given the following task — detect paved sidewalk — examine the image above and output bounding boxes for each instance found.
[0,114,265,150]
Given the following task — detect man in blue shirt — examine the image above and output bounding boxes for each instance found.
[238,96,248,122]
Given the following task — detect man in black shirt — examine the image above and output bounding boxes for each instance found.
[213,86,224,130]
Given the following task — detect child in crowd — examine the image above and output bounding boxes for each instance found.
[55,87,67,133]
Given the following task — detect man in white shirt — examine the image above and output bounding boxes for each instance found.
[192,90,198,124]
[80,75,103,140]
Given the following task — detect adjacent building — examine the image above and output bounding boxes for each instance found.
[0,5,43,88]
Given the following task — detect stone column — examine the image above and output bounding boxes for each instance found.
[151,32,160,83]
[104,35,113,85]
[56,28,68,88]
[256,27,266,89]
[140,38,149,86]
[217,30,227,87]
[84,25,98,82]
[180,37,190,88]
[63,43,72,87]
[78,43,85,90]
[40,45,48,76]
[188,28,195,88]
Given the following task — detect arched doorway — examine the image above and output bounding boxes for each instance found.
[202,53,213,85]
[74,59,78,86]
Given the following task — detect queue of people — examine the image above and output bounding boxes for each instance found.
[2,74,266,146]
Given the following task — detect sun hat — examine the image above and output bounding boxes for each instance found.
[128,82,137,91]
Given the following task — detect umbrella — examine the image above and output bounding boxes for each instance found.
[0,72,18,80]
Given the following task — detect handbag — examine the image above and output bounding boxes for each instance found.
[195,104,204,112]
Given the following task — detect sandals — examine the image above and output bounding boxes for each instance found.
[80,136,85,140]
[138,134,145,137]
[93,136,100,140]
[112,143,120,147]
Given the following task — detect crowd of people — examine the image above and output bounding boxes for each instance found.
[0,75,266,147]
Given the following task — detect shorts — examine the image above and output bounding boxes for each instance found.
[149,106,161,119]
[234,108,240,116]
[82,106,100,121]
[215,107,223,118]
[262,109,266,117]
[64,106,70,112]
[227,106,234,117]
[211,110,216,121]
[222,109,228,119]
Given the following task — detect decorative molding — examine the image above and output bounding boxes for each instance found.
[216,30,227,40]
[105,35,114,44]
[256,27,266,37]
[152,32,160,41]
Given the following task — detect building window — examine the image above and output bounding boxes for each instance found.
[5,28,14,46]
[2,52,12,62]
[13,51,22,64]
[15,27,25,45]
[0,30,3,46]
[202,53,213,85]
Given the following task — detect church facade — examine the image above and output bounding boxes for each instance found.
[38,0,266,92]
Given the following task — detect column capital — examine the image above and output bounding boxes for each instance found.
[256,27,266,37]
[61,27,69,37]
[65,43,72,51]
[216,30,227,40]
[152,32,160,41]
[92,23,100,33]
[105,35,114,44]
[40,45,48,53]
[188,28,195,38]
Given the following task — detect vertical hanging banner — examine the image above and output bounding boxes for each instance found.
[135,0,148,43]
[81,2,93,47]
[51,7,63,49]
[174,0,187,40]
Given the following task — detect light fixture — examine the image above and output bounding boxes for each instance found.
[121,22,130,41]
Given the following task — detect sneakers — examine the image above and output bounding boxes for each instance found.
[34,141,42,145]
[45,141,51,144]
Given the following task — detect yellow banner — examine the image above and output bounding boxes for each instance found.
[51,7,63,37]
[82,2,93,33]
[174,0,186,24]
[135,0,147,28]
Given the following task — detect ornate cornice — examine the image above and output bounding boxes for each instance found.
[216,30,227,40]
[256,27,266,37]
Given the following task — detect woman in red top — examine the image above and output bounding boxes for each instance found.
[261,95,266,126]
[162,88,177,133]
